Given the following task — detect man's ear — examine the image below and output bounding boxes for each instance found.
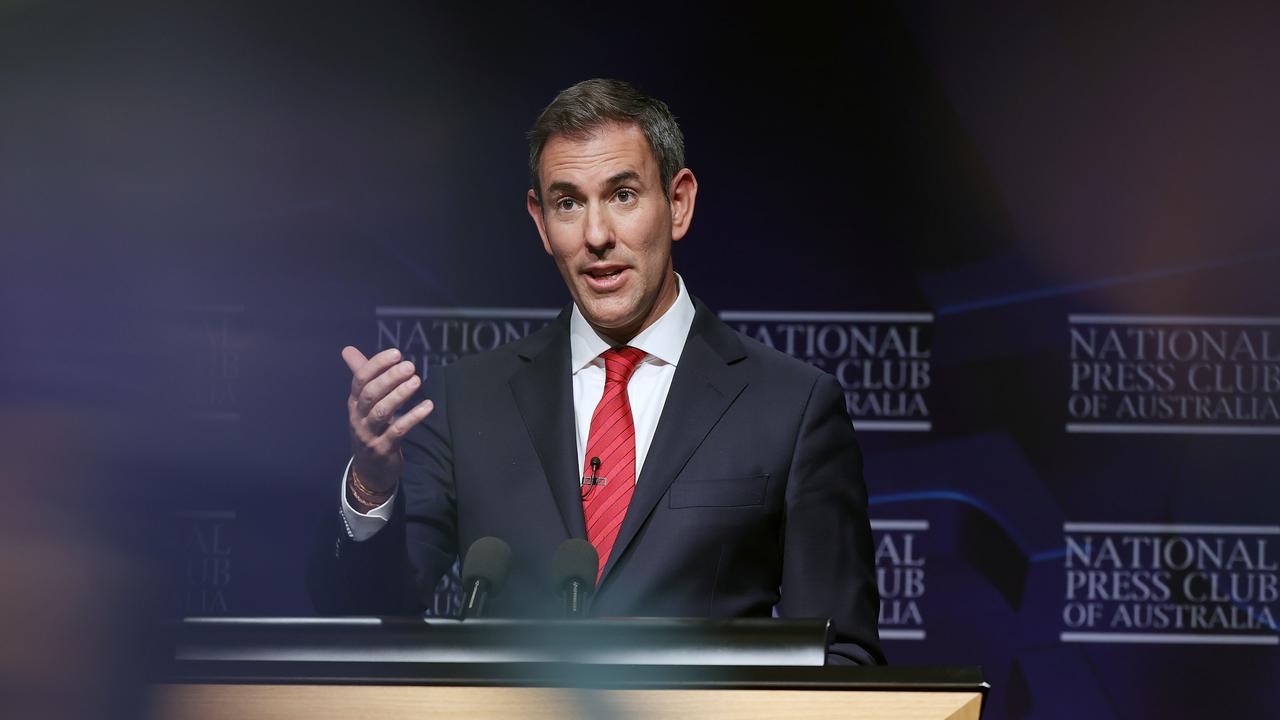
[527,189,553,255]
[668,168,698,242]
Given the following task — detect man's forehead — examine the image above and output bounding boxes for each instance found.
[539,123,656,185]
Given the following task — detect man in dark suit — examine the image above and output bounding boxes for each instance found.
[312,79,884,665]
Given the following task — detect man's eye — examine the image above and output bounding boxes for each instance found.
[556,198,578,212]
[616,189,636,203]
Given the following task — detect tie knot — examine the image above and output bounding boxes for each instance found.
[602,346,646,384]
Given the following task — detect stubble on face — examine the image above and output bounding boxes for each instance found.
[529,123,679,344]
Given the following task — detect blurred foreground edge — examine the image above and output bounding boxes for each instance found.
[151,617,987,719]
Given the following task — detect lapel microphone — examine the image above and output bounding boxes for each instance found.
[581,456,605,499]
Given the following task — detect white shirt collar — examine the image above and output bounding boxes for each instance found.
[569,272,696,373]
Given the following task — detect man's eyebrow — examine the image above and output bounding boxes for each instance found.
[545,171,641,198]
[546,180,581,197]
[604,170,641,187]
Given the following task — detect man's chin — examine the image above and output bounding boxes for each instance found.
[584,313,638,333]
[577,302,642,338]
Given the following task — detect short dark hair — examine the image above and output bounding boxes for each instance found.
[527,78,685,202]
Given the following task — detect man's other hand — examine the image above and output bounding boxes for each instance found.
[341,346,435,493]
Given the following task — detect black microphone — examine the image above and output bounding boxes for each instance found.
[581,456,603,499]
[460,537,512,619]
[552,539,598,619]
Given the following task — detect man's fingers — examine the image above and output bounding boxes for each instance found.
[384,398,435,439]
[340,346,368,374]
[349,347,404,392]
[366,373,421,426]
[356,361,417,416]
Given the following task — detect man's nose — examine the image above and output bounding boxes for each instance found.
[583,203,613,253]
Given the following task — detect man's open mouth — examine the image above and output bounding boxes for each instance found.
[583,266,628,290]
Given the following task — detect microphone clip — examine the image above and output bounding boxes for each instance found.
[580,456,607,499]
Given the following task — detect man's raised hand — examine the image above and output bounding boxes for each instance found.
[342,346,435,494]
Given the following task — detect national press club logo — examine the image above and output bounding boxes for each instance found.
[374,305,559,384]
[169,510,235,615]
[1066,314,1280,435]
[872,519,929,641]
[1060,522,1278,645]
[723,311,934,432]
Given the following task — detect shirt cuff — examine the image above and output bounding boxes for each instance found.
[339,457,395,542]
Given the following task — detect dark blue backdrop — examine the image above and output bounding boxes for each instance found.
[3,2,1277,718]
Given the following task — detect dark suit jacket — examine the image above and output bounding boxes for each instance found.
[310,298,884,665]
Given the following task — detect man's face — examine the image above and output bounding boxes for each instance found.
[527,122,695,343]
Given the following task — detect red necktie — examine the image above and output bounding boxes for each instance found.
[581,346,647,582]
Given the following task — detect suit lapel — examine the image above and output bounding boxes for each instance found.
[509,310,586,540]
[599,302,749,585]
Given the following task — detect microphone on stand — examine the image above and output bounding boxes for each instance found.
[552,539,598,619]
[460,537,512,619]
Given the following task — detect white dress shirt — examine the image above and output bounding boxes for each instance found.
[341,274,697,542]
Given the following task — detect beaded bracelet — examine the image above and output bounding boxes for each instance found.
[349,467,394,509]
